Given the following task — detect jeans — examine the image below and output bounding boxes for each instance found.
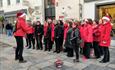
[6,30,13,36]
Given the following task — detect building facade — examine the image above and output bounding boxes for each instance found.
[0,0,45,24]
[55,0,84,20]
[83,0,115,29]
[83,0,115,20]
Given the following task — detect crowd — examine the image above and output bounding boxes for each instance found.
[13,12,112,63]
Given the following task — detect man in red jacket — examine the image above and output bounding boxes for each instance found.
[99,16,112,63]
[14,12,31,63]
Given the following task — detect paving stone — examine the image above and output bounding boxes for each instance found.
[0,57,8,62]
[63,61,74,67]
[42,65,78,70]
[108,64,115,69]
[110,60,115,64]
[34,61,53,69]
[83,64,115,70]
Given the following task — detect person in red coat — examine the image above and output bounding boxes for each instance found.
[43,21,48,51]
[92,20,101,59]
[83,19,93,59]
[45,19,55,51]
[14,12,31,63]
[63,21,69,52]
[98,19,104,56]
[26,20,35,49]
[99,16,112,63]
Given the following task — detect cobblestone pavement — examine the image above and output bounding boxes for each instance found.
[0,35,115,70]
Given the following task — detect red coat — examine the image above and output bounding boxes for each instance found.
[14,18,30,36]
[64,23,69,40]
[79,25,85,41]
[26,25,34,34]
[51,23,55,41]
[93,25,100,42]
[84,24,93,42]
[99,22,112,47]
[44,23,48,37]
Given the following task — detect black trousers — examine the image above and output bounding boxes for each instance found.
[83,42,92,59]
[35,35,43,50]
[93,41,101,58]
[99,46,104,56]
[55,37,63,53]
[26,36,29,46]
[67,47,74,57]
[102,47,110,62]
[44,37,48,51]
[15,36,24,61]
[47,38,53,51]
[27,34,35,48]
[73,45,79,60]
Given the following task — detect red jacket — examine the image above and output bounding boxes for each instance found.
[93,25,100,42]
[79,25,85,41]
[27,25,34,34]
[84,24,93,42]
[44,22,48,37]
[14,18,30,36]
[99,22,112,47]
[51,23,55,41]
[64,23,69,40]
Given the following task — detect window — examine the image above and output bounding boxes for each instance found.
[0,0,3,7]
[16,0,20,3]
[7,0,11,5]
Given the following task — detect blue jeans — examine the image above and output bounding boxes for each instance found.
[6,30,13,36]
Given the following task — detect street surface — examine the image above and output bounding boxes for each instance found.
[0,34,115,70]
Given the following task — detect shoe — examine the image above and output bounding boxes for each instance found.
[53,51,57,53]
[57,51,60,54]
[19,60,27,63]
[15,58,19,61]
[96,56,100,59]
[73,59,80,63]
[67,55,74,57]
[99,60,108,63]
[33,47,35,49]
[27,47,31,49]
[44,49,47,51]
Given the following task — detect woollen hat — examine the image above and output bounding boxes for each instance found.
[102,16,110,21]
[16,12,26,17]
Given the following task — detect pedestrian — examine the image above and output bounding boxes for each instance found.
[63,20,69,52]
[83,19,93,59]
[26,20,35,49]
[14,12,31,63]
[34,21,43,50]
[98,19,104,56]
[54,20,64,53]
[71,22,80,62]
[99,16,112,63]
[5,23,13,36]
[64,22,74,57]
[45,19,55,51]
[43,21,48,51]
[92,20,101,59]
